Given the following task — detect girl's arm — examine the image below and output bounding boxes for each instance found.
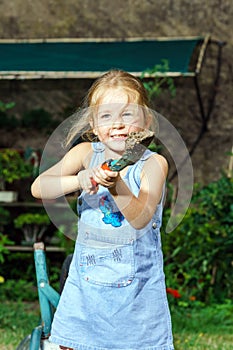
[31,142,94,199]
[94,154,168,229]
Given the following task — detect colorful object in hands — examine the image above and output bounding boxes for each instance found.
[103,129,154,171]
[92,130,154,187]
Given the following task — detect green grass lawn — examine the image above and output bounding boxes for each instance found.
[0,301,40,350]
[1,301,233,349]
[171,302,233,349]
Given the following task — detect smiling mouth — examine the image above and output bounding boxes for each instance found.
[110,134,128,140]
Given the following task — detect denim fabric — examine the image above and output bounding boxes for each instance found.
[49,143,174,350]
[79,243,135,287]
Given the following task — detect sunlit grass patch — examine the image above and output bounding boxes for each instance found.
[174,333,233,350]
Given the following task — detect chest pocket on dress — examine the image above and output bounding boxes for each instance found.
[79,244,135,288]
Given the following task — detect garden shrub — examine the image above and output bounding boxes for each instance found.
[0,252,62,301]
[140,59,176,99]
[21,108,57,130]
[162,174,233,304]
[0,101,19,130]
[0,279,37,301]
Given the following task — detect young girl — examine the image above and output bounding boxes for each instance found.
[31,70,174,350]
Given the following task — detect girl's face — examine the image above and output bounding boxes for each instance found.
[92,88,150,157]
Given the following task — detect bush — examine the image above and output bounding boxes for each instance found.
[0,279,37,301]
[0,101,19,131]
[162,174,233,304]
[140,59,176,99]
[0,111,20,130]
[0,207,11,232]
[0,233,14,264]
[14,212,50,243]
[0,148,33,190]
[21,108,56,130]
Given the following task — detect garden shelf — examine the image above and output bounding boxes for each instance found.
[5,245,65,252]
[1,201,71,251]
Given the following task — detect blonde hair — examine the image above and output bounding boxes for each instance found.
[65,70,150,147]
[84,69,149,107]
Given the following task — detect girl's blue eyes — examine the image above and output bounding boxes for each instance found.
[100,114,111,119]
[99,112,134,121]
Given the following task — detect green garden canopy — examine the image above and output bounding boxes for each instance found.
[0,36,209,79]
[0,35,225,136]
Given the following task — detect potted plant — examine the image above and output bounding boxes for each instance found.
[14,212,50,245]
[0,148,33,202]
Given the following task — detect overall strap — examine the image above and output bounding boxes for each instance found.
[89,142,105,168]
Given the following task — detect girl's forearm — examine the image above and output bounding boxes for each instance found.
[109,177,153,229]
[31,175,80,199]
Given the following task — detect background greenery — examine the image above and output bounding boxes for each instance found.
[0,173,232,349]
[162,174,233,305]
[0,63,232,349]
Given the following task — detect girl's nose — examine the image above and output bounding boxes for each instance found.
[112,115,125,128]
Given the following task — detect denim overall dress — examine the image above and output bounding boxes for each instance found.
[49,143,174,350]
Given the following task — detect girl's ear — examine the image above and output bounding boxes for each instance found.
[89,119,97,135]
[145,110,152,130]
[92,127,98,136]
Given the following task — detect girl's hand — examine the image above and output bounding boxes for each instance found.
[77,169,99,195]
[92,166,119,189]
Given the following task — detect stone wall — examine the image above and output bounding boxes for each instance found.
[0,0,232,184]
